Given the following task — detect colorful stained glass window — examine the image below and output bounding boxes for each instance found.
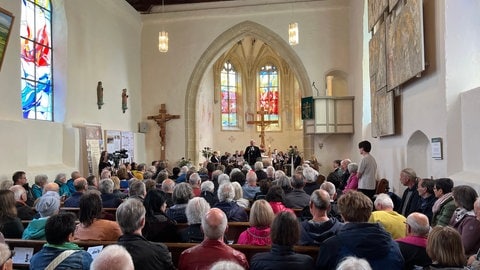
[20,0,53,120]
[258,64,279,128]
[220,61,238,129]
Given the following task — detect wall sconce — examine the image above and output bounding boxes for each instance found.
[122,88,128,113]
[289,22,299,46]
[97,81,104,110]
[158,0,168,53]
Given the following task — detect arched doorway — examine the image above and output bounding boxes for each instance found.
[406,130,430,178]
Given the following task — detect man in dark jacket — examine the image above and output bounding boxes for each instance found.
[316,191,404,270]
[399,168,422,217]
[285,174,311,209]
[300,189,343,246]
[214,182,248,222]
[396,212,432,269]
[117,199,175,270]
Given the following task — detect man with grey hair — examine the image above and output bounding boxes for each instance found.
[99,179,122,208]
[129,180,146,202]
[200,180,217,207]
[300,189,343,246]
[285,173,310,209]
[189,172,202,196]
[217,173,230,186]
[117,199,175,270]
[399,168,422,217]
[10,184,35,220]
[396,212,432,269]
[320,181,342,222]
[63,177,87,207]
[214,182,248,222]
[181,197,211,243]
[254,161,267,181]
[161,178,175,207]
[396,212,431,269]
[340,159,351,189]
[303,166,320,195]
[243,170,259,200]
[90,244,134,270]
[369,193,406,239]
[179,208,249,269]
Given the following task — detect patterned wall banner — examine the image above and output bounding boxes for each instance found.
[369,20,387,93]
[368,0,388,31]
[371,87,395,137]
[386,0,425,90]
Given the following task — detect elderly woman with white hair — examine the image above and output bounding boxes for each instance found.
[303,166,320,195]
[214,182,248,222]
[200,180,218,207]
[232,182,250,209]
[181,197,211,243]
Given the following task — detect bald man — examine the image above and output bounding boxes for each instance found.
[63,178,88,207]
[178,208,249,270]
[396,212,432,269]
[43,182,60,194]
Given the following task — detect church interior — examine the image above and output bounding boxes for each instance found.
[0,0,479,195]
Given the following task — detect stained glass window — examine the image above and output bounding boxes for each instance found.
[20,0,53,120]
[220,61,238,129]
[258,64,279,129]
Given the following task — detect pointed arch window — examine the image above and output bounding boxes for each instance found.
[220,61,239,129]
[20,0,53,120]
[258,64,280,130]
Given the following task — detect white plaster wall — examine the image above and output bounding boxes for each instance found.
[444,0,480,177]
[0,0,145,182]
[140,0,351,165]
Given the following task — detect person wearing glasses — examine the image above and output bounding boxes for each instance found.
[431,178,456,226]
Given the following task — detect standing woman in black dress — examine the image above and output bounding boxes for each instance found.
[98,150,111,175]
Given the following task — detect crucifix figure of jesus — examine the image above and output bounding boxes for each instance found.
[247,109,278,148]
[147,104,180,160]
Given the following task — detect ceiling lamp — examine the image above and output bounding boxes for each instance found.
[158,0,168,53]
[289,22,299,46]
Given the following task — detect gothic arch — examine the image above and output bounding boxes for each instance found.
[406,130,430,178]
[184,20,312,164]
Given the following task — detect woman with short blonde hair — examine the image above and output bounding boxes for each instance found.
[237,199,274,246]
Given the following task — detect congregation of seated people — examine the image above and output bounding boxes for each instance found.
[2,150,480,270]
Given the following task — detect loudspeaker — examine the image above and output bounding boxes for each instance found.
[138,122,149,133]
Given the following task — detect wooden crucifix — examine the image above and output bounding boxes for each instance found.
[247,109,278,148]
[147,104,180,161]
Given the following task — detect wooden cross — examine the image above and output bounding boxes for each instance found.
[247,109,278,148]
[147,104,180,161]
